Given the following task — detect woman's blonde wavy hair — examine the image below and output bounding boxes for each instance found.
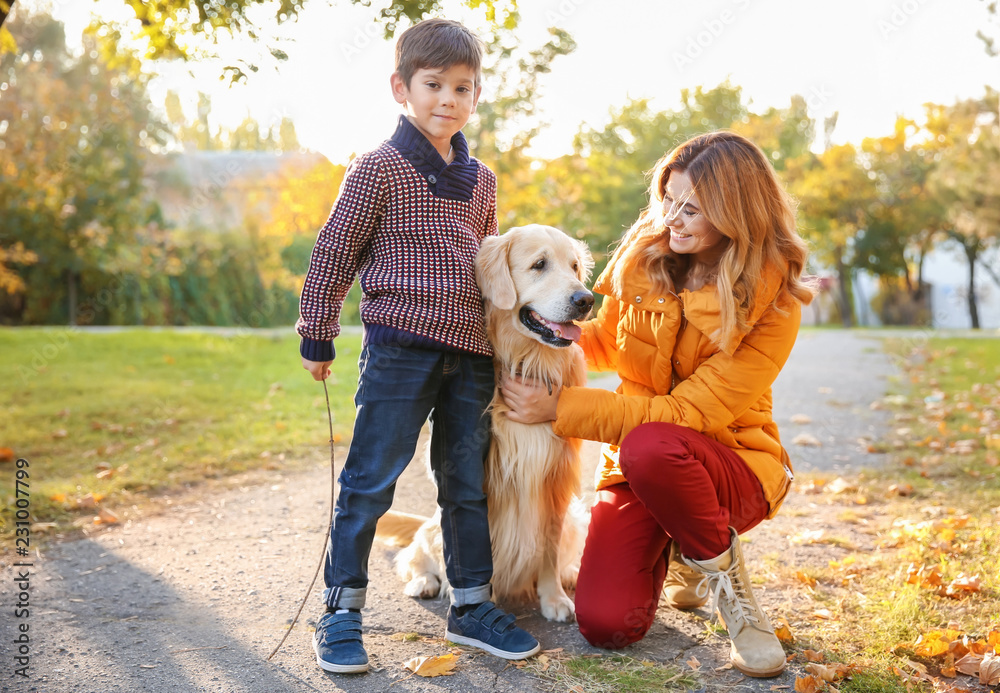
[608,130,814,349]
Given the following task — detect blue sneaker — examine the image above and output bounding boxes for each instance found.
[313,611,368,674]
[445,601,540,660]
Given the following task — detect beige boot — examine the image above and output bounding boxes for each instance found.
[663,541,708,610]
[683,528,786,677]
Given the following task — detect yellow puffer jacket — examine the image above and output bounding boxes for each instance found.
[552,262,800,518]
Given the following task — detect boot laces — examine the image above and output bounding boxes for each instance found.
[694,562,766,637]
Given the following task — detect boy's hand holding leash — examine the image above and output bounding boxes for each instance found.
[302,357,333,381]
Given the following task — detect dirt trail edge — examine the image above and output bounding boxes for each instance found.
[2,330,897,692]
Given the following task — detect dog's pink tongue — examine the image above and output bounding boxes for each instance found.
[545,320,582,342]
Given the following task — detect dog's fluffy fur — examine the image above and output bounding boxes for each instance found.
[376,225,594,621]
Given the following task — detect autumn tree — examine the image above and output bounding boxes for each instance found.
[0,10,162,324]
[565,82,750,264]
[925,88,1000,329]
[464,24,576,232]
[787,142,876,327]
[853,118,951,324]
[163,89,299,151]
[735,94,815,172]
[1,0,519,64]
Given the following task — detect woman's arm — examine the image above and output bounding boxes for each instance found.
[553,299,801,444]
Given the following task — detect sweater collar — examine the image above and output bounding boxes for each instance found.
[388,115,479,202]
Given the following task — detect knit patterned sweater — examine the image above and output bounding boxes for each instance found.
[297,116,498,361]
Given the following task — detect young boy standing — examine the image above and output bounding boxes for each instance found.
[296,18,540,674]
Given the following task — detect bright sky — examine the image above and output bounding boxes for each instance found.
[39,0,1000,164]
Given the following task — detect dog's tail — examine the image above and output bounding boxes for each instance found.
[374,510,428,546]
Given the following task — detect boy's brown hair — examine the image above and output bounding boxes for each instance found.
[394,18,484,87]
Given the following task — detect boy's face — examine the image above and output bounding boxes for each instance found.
[391,64,481,156]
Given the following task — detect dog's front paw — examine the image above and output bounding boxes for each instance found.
[540,592,576,622]
[404,574,441,599]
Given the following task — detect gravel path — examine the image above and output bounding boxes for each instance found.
[1,329,901,693]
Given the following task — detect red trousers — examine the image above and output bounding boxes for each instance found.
[575,422,771,649]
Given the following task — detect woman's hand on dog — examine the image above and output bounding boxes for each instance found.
[500,374,561,423]
[302,357,333,381]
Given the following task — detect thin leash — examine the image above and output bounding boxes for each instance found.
[267,378,337,662]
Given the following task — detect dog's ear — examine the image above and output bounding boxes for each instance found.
[476,234,517,310]
[575,239,596,282]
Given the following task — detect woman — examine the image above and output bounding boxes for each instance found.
[501,131,814,677]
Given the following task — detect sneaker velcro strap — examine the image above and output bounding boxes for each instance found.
[470,603,516,633]
[319,613,363,644]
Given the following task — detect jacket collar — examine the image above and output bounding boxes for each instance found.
[593,261,786,355]
[387,115,479,202]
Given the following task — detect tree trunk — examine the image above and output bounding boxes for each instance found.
[834,248,854,327]
[964,242,980,329]
[67,269,77,326]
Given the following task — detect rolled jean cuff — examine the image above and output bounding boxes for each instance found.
[323,586,366,610]
[450,583,492,607]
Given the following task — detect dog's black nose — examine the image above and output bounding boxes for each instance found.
[572,291,595,312]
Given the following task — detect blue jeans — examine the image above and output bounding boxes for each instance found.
[323,344,495,610]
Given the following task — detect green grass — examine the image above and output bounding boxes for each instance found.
[527,654,699,693]
[840,668,913,693]
[0,328,362,534]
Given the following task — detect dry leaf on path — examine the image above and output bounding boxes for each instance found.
[943,574,981,598]
[805,662,852,682]
[403,653,457,677]
[790,529,826,545]
[795,674,822,693]
[687,655,701,670]
[792,433,823,447]
[955,653,983,676]
[76,493,101,509]
[796,571,818,588]
[790,414,812,425]
[825,477,856,494]
[914,636,950,658]
[94,507,120,525]
[774,617,795,644]
[980,653,1000,685]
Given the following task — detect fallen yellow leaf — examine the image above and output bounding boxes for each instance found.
[805,662,852,682]
[94,507,120,525]
[794,674,822,693]
[774,617,795,644]
[403,653,457,677]
[914,636,949,658]
[796,571,818,588]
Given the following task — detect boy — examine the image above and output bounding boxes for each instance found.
[296,18,540,674]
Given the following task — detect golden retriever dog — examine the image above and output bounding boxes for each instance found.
[376,224,594,622]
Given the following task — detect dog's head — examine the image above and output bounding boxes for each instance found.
[476,224,595,348]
